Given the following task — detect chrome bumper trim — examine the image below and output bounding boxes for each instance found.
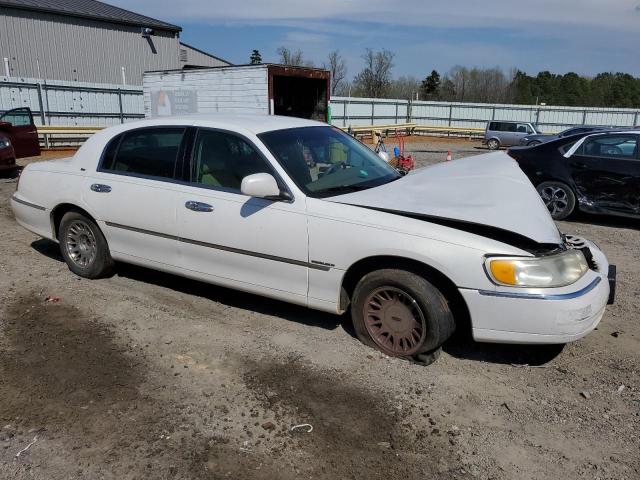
[477,276,602,301]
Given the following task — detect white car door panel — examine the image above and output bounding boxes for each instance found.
[176,187,309,299]
[81,126,185,267]
[82,174,179,265]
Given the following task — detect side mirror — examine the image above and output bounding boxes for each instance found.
[0,121,13,131]
[241,173,289,200]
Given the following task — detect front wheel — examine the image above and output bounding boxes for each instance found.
[59,211,114,278]
[350,269,455,364]
[537,181,576,220]
[527,140,542,147]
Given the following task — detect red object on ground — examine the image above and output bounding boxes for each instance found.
[446,150,452,161]
[391,129,415,172]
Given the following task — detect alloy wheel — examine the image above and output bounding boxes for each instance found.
[363,287,427,356]
[65,220,97,268]
[540,185,570,217]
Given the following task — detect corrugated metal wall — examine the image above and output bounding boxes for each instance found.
[331,97,640,132]
[0,7,181,85]
[179,44,229,69]
[0,75,143,126]
[143,66,269,117]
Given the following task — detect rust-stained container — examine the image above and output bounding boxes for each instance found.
[143,64,330,122]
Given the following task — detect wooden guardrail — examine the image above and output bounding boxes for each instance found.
[38,126,105,135]
[36,123,487,145]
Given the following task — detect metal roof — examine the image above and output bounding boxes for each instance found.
[0,0,182,32]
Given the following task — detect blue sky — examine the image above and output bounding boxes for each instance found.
[113,1,640,79]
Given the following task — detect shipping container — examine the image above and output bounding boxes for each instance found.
[143,64,330,122]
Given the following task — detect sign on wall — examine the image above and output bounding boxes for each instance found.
[150,89,197,116]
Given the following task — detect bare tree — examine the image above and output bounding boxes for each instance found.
[324,50,347,96]
[443,66,514,103]
[352,48,395,98]
[277,47,314,67]
[389,76,420,100]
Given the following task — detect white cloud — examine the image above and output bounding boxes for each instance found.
[121,0,640,33]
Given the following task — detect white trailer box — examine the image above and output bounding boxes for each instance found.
[143,64,330,121]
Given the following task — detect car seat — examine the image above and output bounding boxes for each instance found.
[196,134,240,189]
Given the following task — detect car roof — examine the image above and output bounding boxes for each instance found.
[110,114,328,135]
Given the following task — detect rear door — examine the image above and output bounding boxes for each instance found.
[0,108,40,157]
[569,133,640,214]
[499,122,518,146]
[83,126,188,267]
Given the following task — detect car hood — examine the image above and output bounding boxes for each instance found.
[328,152,562,246]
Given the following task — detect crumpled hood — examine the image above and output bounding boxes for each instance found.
[328,151,562,245]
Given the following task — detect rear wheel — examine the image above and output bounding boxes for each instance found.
[59,211,114,278]
[537,181,576,220]
[351,269,455,365]
[487,138,500,150]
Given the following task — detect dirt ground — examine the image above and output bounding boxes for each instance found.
[0,141,639,480]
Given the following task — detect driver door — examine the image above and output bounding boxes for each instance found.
[174,128,310,302]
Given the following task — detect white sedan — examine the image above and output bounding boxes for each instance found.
[11,115,615,364]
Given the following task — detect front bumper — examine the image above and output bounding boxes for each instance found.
[462,239,613,344]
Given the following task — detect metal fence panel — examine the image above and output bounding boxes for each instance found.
[330,97,640,133]
[0,76,144,127]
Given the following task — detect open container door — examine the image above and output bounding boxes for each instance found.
[268,65,330,122]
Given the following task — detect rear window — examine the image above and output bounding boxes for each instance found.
[101,127,185,179]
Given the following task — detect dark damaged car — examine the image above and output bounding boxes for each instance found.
[509,130,639,220]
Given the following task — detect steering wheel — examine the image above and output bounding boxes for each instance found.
[325,161,348,175]
[602,145,623,156]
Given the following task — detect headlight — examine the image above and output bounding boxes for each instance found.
[485,249,588,288]
[0,138,10,149]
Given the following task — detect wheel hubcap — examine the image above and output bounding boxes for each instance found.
[65,221,97,268]
[540,186,569,217]
[363,287,426,356]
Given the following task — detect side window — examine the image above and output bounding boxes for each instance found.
[191,129,272,191]
[0,108,33,126]
[516,123,528,133]
[488,122,499,131]
[581,135,638,159]
[101,127,185,179]
[558,141,578,155]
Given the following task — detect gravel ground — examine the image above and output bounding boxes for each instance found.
[0,143,638,480]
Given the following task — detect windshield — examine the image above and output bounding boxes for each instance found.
[258,126,401,198]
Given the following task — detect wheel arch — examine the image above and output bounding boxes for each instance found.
[340,255,471,335]
[50,203,100,240]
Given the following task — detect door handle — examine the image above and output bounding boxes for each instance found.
[90,183,111,193]
[572,162,589,169]
[185,201,214,212]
